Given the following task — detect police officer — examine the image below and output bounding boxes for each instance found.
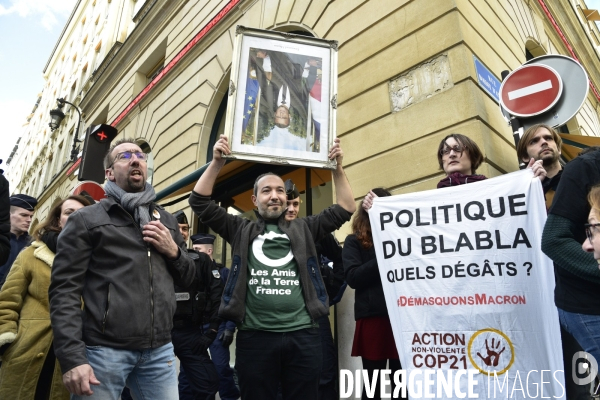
[0,194,37,288]
[172,211,223,400]
[192,233,241,400]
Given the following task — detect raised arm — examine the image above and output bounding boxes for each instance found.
[193,135,230,196]
[190,135,248,243]
[329,138,356,214]
[542,214,600,282]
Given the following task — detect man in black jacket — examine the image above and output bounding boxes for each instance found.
[190,233,241,400]
[542,147,600,395]
[516,123,563,209]
[283,179,344,400]
[49,139,195,399]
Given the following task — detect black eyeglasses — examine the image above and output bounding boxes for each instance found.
[584,223,600,243]
[110,151,147,167]
[440,145,464,156]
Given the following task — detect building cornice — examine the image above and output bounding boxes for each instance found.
[90,41,124,82]
[43,0,83,74]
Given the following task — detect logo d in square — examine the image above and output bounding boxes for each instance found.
[572,351,598,385]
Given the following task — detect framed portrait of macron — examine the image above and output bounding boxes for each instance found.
[223,26,338,169]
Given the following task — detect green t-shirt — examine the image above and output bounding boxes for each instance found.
[242,223,314,332]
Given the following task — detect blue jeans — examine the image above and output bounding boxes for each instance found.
[72,342,178,400]
[558,308,600,370]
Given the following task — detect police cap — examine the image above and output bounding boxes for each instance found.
[10,194,38,211]
[284,179,299,201]
[191,233,215,245]
[173,210,189,225]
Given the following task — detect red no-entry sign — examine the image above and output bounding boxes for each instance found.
[71,181,106,202]
[499,64,563,117]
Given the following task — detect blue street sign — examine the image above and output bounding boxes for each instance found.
[473,56,500,102]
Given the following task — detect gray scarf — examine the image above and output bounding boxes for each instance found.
[104,180,156,229]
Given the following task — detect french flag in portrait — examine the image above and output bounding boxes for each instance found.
[309,76,322,143]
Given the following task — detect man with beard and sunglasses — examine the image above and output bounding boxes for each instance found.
[49,139,195,399]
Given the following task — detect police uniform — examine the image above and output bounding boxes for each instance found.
[171,222,224,400]
[196,235,241,400]
[0,194,37,288]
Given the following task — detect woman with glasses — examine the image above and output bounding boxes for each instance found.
[435,133,546,187]
[343,188,407,400]
[435,133,487,188]
[0,195,91,400]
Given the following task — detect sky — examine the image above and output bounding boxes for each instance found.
[0,0,76,169]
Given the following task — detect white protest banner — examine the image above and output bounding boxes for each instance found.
[370,170,565,399]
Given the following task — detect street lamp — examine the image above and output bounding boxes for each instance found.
[48,98,83,162]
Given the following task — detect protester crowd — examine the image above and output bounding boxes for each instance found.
[0,122,598,400]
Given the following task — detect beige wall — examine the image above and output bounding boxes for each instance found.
[28,0,600,215]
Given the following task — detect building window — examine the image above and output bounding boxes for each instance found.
[146,57,165,83]
[133,38,167,96]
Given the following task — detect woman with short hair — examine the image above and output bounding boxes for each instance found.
[0,195,91,400]
[435,133,486,188]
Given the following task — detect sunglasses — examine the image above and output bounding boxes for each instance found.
[584,223,600,243]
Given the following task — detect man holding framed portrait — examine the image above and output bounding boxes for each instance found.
[189,135,355,400]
